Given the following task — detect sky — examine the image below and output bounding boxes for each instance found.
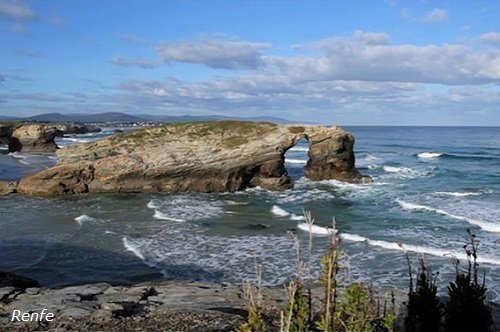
[1,0,500,125]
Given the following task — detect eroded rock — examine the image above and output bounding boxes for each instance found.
[8,124,61,153]
[16,121,368,196]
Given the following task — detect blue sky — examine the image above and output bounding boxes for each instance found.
[1,0,500,125]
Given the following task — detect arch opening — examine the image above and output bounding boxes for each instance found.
[284,137,309,182]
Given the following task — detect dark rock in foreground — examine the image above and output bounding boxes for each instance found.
[15,121,369,196]
[0,280,403,332]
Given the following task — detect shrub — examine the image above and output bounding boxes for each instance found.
[444,230,493,332]
[405,258,441,332]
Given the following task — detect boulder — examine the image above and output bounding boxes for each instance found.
[16,121,368,196]
[8,124,61,152]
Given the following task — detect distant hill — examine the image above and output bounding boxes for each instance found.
[0,112,298,124]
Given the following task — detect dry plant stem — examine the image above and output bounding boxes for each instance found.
[322,219,340,332]
[304,209,314,324]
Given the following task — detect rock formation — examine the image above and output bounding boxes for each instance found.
[0,123,16,145]
[53,124,101,135]
[8,124,61,153]
[0,181,18,195]
[16,121,368,196]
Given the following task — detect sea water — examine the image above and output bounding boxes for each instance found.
[0,126,499,300]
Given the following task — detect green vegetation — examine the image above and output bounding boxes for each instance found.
[405,258,441,332]
[238,215,494,332]
[114,120,278,148]
[444,230,493,332]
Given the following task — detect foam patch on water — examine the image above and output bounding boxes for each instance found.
[153,210,185,222]
[356,153,382,169]
[122,236,146,261]
[122,229,322,285]
[340,232,500,265]
[417,152,443,159]
[298,223,337,235]
[285,158,307,164]
[271,205,290,217]
[75,214,99,226]
[290,213,306,221]
[275,186,335,204]
[147,195,225,221]
[434,191,483,197]
[395,199,500,233]
[289,146,309,152]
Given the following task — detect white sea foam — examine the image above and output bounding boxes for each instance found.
[340,233,500,265]
[289,146,309,152]
[383,166,412,173]
[434,191,482,197]
[297,223,337,235]
[62,137,90,143]
[356,154,382,168]
[147,200,160,209]
[153,210,185,222]
[148,195,225,221]
[285,158,307,164]
[75,214,98,226]
[271,205,290,217]
[417,152,443,159]
[290,213,306,221]
[8,152,26,159]
[395,199,500,233]
[122,237,145,260]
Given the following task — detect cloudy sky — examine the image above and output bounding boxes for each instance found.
[1,0,500,125]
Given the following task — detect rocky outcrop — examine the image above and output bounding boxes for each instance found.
[8,124,61,153]
[304,126,370,182]
[53,123,101,135]
[0,280,406,332]
[0,123,16,145]
[16,121,368,196]
[0,181,18,195]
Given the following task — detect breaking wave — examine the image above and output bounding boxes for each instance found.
[395,199,500,233]
[340,233,500,265]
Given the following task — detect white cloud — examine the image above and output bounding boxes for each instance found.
[270,34,500,85]
[422,8,448,22]
[157,38,272,69]
[110,56,158,69]
[354,30,390,45]
[481,32,500,45]
[0,0,36,20]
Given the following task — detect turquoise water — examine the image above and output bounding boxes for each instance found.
[0,126,499,300]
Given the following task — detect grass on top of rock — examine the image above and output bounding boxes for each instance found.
[113,120,278,147]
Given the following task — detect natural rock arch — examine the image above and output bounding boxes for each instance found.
[9,121,369,196]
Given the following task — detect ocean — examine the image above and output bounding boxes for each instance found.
[1,126,499,300]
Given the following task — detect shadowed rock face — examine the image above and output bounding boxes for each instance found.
[16,121,368,196]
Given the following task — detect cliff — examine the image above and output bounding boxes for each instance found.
[15,121,369,196]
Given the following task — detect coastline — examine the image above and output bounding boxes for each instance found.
[0,278,405,332]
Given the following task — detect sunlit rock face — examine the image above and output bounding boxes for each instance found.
[16,121,368,196]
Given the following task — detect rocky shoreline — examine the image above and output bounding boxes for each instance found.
[1,275,406,332]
